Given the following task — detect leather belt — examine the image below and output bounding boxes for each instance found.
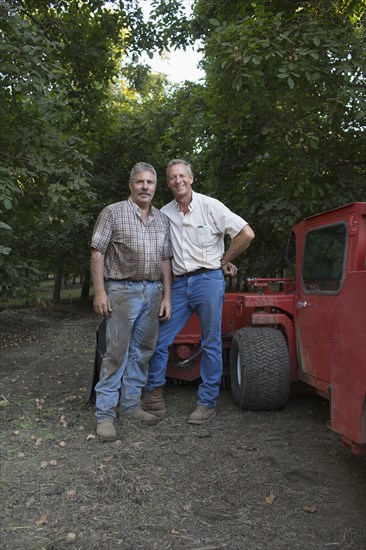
[175,268,218,278]
[108,278,157,283]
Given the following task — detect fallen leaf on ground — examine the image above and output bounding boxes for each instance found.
[265,491,277,505]
[303,505,317,513]
[59,415,68,428]
[36,513,48,525]
[64,394,77,402]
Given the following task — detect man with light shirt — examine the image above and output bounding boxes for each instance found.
[142,159,254,424]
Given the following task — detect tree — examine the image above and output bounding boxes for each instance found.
[191,0,366,275]
[0,0,192,300]
[0,1,96,298]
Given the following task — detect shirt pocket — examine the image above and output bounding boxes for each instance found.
[190,225,214,247]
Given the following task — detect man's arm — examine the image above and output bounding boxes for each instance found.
[221,224,255,275]
[90,248,111,316]
[159,258,172,320]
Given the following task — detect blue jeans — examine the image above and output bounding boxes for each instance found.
[145,270,225,408]
[95,280,162,422]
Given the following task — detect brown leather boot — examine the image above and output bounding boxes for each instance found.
[188,405,216,425]
[141,387,166,417]
[96,421,116,441]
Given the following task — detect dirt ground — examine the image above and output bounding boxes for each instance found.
[1,304,365,550]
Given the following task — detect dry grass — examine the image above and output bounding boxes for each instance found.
[1,305,366,550]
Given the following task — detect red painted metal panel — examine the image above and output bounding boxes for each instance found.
[165,202,366,453]
[294,202,366,453]
[327,271,366,452]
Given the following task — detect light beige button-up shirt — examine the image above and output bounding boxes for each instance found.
[161,191,247,276]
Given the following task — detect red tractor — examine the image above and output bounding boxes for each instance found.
[87,202,366,455]
[165,202,366,455]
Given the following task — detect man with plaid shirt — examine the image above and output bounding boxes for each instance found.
[90,162,172,441]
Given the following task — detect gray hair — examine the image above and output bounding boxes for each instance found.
[166,159,193,177]
[129,162,157,183]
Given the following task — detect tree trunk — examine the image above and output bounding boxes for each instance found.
[80,268,91,303]
[53,256,64,303]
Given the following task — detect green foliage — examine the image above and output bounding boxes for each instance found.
[0,221,41,299]
[149,0,193,51]
[0,1,97,295]
[90,76,215,215]
[3,0,364,291]
[190,0,366,275]
[0,0,187,298]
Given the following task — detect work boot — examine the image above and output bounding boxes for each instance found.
[141,387,166,417]
[188,405,216,425]
[96,420,116,441]
[125,406,160,426]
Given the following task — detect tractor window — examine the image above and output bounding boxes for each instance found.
[302,223,347,294]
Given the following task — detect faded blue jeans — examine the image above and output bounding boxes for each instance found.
[145,269,225,408]
[95,280,163,423]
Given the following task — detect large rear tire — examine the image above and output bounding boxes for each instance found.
[230,327,290,411]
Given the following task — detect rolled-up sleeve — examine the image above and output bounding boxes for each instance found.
[161,220,173,260]
[210,201,247,238]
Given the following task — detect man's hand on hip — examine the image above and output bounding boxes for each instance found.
[221,262,238,277]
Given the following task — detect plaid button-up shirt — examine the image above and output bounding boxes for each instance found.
[91,198,172,281]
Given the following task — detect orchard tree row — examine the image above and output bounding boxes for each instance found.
[1,0,365,301]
